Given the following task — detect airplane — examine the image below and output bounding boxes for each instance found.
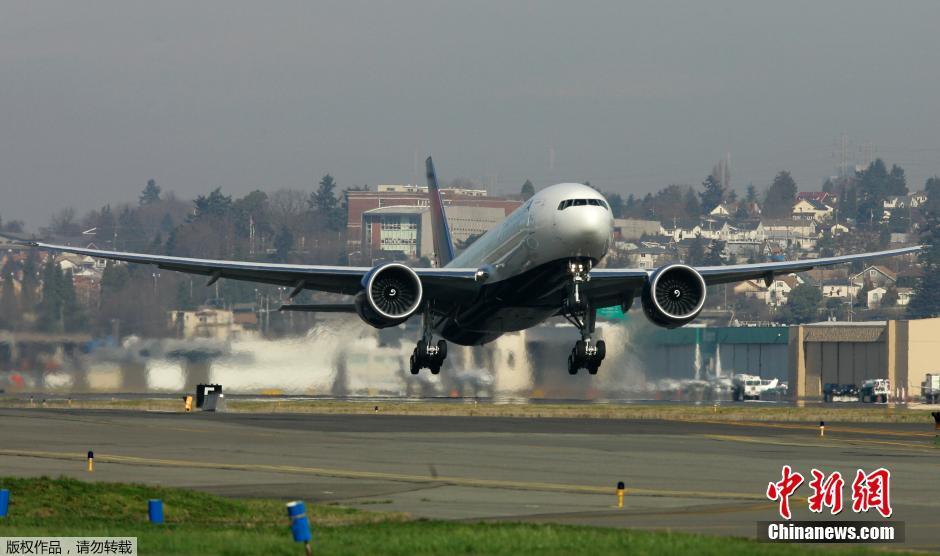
[32,157,921,376]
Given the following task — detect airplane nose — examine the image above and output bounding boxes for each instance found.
[557,207,611,255]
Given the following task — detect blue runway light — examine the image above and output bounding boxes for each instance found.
[148,499,164,524]
[287,501,312,543]
[0,489,9,517]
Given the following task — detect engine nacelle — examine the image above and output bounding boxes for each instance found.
[641,264,707,328]
[354,263,424,328]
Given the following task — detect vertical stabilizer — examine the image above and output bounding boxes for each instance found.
[425,156,456,266]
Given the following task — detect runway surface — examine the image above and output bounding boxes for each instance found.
[0,408,936,549]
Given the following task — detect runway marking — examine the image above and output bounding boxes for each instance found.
[681,418,934,438]
[703,434,934,452]
[0,448,768,502]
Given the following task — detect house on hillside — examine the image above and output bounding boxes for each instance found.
[850,265,897,289]
[792,199,834,222]
[762,219,818,250]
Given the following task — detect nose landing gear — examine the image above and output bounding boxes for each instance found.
[564,260,606,375]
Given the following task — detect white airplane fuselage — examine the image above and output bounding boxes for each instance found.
[437,183,615,345]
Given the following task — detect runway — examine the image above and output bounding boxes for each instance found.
[0,408,937,549]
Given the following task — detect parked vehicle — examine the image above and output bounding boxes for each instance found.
[859,379,890,403]
[824,383,859,403]
[732,374,779,401]
[922,373,940,404]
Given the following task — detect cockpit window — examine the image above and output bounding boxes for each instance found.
[557,198,610,211]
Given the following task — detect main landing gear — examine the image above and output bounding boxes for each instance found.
[410,308,447,375]
[563,260,606,375]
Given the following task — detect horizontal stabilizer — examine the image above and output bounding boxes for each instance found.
[278,304,357,313]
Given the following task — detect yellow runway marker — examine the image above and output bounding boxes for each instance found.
[0,448,768,502]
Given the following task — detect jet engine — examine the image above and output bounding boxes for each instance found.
[641,264,706,328]
[354,263,424,328]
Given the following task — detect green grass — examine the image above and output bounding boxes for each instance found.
[0,477,902,555]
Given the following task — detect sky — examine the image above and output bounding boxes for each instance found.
[3,0,940,229]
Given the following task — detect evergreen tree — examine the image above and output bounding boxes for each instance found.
[310,174,338,213]
[0,257,18,330]
[745,183,758,203]
[781,284,823,324]
[907,195,940,318]
[139,179,162,205]
[699,174,725,214]
[37,257,64,332]
[20,250,38,310]
[683,189,700,218]
[61,269,87,332]
[606,193,624,218]
[520,179,535,201]
[686,236,706,265]
[763,171,798,218]
[193,188,233,219]
[273,225,294,262]
[704,241,725,265]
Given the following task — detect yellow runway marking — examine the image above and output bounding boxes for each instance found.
[682,418,934,438]
[704,434,933,452]
[0,448,768,502]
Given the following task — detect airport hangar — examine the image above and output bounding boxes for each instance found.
[648,316,940,401]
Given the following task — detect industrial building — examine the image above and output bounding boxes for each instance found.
[648,317,940,401]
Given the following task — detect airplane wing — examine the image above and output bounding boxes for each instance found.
[585,245,922,309]
[30,242,480,299]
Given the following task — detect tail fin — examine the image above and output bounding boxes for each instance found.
[425,156,456,266]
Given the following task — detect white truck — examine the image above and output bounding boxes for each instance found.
[859,379,890,403]
[922,373,940,404]
[732,374,779,401]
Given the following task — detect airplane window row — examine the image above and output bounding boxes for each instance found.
[557,198,609,210]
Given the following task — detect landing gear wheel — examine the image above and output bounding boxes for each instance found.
[567,354,578,375]
[575,340,587,360]
[596,340,606,360]
[417,339,427,356]
[409,354,419,375]
[430,364,441,375]
[437,340,447,359]
[587,364,599,375]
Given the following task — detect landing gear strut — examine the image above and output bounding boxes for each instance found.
[410,308,447,375]
[563,260,606,375]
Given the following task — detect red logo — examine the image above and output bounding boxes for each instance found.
[807,469,844,515]
[766,465,804,520]
[767,466,892,519]
[851,468,893,518]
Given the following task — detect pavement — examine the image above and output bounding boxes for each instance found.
[0,408,937,549]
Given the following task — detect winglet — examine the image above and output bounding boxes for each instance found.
[426,156,456,267]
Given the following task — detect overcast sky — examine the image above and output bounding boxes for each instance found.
[3,1,940,229]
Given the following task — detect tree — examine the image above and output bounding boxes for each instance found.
[605,193,624,218]
[61,269,87,332]
[0,257,18,330]
[37,257,64,332]
[782,284,823,324]
[699,174,725,214]
[193,188,233,219]
[704,241,725,266]
[520,180,535,201]
[20,250,38,310]
[273,225,294,262]
[881,285,899,307]
[907,189,940,318]
[854,159,907,227]
[311,174,338,213]
[683,189,700,218]
[139,179,162,206]
[763,171,797,218]
[745,183,758,203]
[686,236,705,265]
